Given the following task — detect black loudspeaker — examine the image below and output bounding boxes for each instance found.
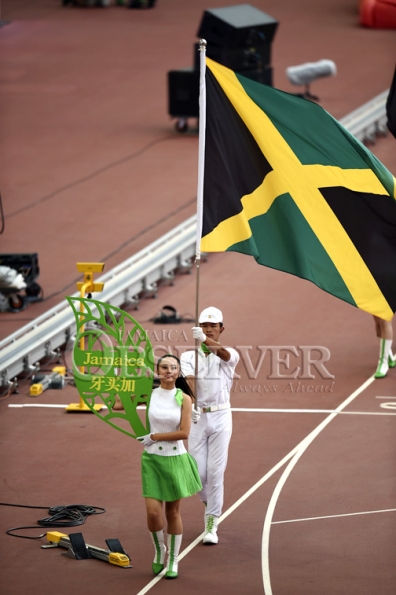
[129,0,156,7]
[197,4,278,49]
[168,68,199,118]
[194,42,271,72]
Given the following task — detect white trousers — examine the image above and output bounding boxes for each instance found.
[188,409,232,518]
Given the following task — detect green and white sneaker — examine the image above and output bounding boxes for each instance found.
[165,534,182,579]
[375,339,392,378]
[203,514,218,545]
[150,530,166,575]
[374,357,389,379]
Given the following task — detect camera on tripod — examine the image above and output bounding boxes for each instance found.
[0,253,42,312]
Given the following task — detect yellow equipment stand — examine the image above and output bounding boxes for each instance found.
[42,531,132,568]
[30,366,67,396]
[66,262,105,413]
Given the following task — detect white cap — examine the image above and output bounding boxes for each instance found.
[199,306,223,324]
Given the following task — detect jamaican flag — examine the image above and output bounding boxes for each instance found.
[201,58,396,320]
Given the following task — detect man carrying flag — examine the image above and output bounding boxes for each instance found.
[181,307,239,545]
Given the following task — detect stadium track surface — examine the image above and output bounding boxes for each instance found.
[0,1,395,594]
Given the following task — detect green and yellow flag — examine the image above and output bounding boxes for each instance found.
[201,58,396,320]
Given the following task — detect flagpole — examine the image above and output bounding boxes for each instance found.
[194,39,207,407]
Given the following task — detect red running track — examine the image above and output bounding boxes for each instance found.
[0,1,396,594]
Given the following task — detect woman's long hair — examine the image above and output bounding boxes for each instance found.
[156,354,195,401]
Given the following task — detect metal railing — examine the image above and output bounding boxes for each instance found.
[340,90,388,142]
[0,90,390,387]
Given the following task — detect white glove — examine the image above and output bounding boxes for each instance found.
[191,408,201,423]
[192,326,206,342]
[137,434,155,446]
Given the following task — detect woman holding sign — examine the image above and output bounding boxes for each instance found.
[138,354,201,579]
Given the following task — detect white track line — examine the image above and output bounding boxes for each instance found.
[7,404,148,409]
[335,410,396,415]
[8,405,396,415]
[232,408,336,413]
[8,404,70,408]
[261,375,375,595]
[232,408,396,416]
[272,508,396,524]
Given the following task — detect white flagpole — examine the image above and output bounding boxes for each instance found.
[195,39,207,268]
[194,39,207,409]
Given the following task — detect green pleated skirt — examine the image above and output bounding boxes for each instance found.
[141,451,202,502]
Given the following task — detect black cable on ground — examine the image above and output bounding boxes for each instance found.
[0,502,106,539]
[0,384,13,400]
[6,136,176,220]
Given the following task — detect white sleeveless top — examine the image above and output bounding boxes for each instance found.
[145,386,187,457]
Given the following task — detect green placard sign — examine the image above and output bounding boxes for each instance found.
[66,297,154,439]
